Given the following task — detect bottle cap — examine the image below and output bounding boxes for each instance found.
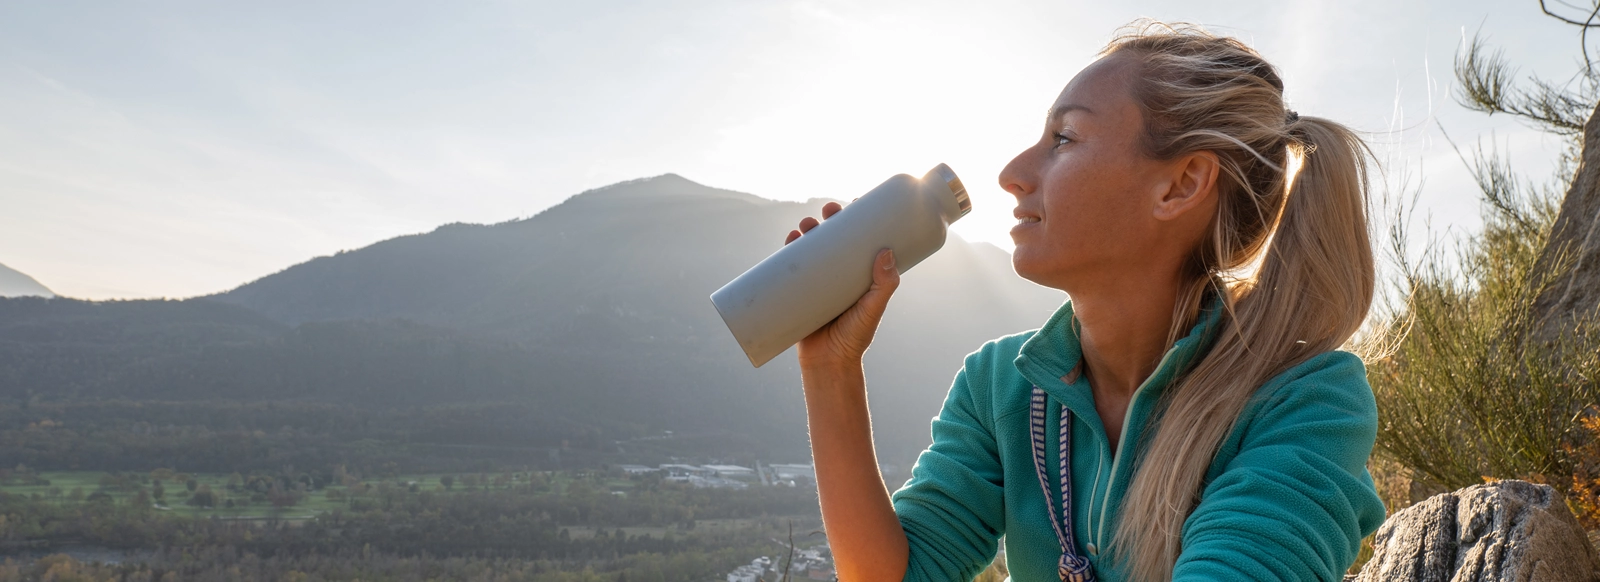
[930,163,971,218]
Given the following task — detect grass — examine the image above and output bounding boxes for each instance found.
[0,471,531,519]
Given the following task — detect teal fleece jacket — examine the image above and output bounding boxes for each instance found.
[889,296,1386,581]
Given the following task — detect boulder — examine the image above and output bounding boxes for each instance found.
[1350,480,1600,582]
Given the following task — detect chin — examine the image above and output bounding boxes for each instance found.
[1010,251,1047,286]
[1011,249,1072,292]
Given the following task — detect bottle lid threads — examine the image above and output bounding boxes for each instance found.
[930,163,971,217]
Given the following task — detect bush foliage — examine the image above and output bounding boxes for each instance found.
[1361,7,1600,517]
[1365,145,1600,495]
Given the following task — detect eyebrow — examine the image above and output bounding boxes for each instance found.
[1047,103,1094,122]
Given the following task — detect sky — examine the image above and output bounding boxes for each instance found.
[0,0,1589,299]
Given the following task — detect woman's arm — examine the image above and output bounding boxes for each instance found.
[801,356,910,581]
[790,202,1012,580]
[807,351,1007,582]
[787,202,909,580]
[1173,352,1387,581]
[797,248,910,580]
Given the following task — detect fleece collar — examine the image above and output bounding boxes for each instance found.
[1012,289,1228,417]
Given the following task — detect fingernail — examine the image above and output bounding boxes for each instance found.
[882,251,896,270]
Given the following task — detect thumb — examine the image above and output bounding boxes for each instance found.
[855,249,899,318]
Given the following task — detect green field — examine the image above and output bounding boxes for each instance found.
[0,470,567,519]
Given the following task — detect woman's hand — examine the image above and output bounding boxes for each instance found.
[784,201,901,368]
[784,205,911,581]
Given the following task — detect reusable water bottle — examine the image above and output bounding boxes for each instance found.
[710,163,971,367]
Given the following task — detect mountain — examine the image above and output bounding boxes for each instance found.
[215,173,1065,463]
[0,262,54,298]
[0,174,1064,467]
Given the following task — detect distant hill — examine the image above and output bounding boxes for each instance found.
[215,173,1065,462]
[0,262,54,298]
[1,174,1064,466]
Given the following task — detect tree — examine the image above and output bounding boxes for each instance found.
[268,484,298,508]
[1455,0,1600,343]
[440,475,455,491]
[1368,1,1600,499]
[187,485,217,508]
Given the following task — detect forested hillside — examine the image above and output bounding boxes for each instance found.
[0,174,1062,468]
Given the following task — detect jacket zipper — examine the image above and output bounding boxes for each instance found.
[1085,442,1105,545]
[1092,347,1180,549]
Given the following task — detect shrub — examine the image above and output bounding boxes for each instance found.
[1364,156,1600,495]
[1361,21,1600,502]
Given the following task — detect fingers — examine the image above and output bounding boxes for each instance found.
[785,201,847,245]
[784,216,817,246]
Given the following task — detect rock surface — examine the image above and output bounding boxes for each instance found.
[1350,480,1600,582]
[1530,99,1600,343]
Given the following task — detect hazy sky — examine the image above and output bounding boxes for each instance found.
[0,0,1587,299]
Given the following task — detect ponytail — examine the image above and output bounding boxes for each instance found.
[1266,117,1376,351]
[1102,23,1375,582]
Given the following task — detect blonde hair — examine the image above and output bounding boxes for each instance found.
[1100,22,1375,581]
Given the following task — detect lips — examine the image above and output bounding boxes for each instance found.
[1011,209,1041,239]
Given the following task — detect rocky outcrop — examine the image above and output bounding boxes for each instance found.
[1350,480,1600,582]
[1530,100,1600,344]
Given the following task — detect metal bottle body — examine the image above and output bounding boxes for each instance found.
[710,164,969,367]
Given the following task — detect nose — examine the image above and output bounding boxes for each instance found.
[998,143,1038,200]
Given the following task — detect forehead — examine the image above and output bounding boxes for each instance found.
[1049,52,1142,125]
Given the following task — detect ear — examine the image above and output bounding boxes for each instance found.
[1152,150,1219,221]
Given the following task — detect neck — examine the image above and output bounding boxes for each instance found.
[1069,267,1188,402]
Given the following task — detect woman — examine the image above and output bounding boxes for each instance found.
[785,22,1387,582]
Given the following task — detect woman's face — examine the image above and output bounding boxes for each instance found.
[999,53,1202,292]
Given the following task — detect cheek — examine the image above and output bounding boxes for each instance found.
[1032,160,1150,266]
[1009,193,1094,283]
[1043,168,1132,243]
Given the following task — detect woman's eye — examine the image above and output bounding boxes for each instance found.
[1052,132,1072,147]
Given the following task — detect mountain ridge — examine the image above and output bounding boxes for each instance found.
[3,174,1063,466]
[0,262,55,298]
